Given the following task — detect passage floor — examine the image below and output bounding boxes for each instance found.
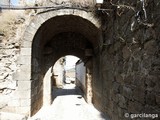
[29,84,108,120]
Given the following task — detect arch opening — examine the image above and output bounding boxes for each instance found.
[42,54,93,114]
[30,14,100,115]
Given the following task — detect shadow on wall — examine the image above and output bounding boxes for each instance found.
[51,73,58,87]
[101,113,110,120]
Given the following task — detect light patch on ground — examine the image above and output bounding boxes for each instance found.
[29,84,108,120]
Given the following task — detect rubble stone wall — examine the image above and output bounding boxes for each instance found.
[92,0,160,119]
[0,10,30,114]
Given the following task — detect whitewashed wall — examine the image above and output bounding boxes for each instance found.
[75,61,86,88]
[53,59,65,86]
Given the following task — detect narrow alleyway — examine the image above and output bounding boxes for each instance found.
[29,84,108,120]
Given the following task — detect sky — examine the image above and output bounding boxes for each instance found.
[11,0,19,5]
[11,0,34,5]
[65,56,79,70]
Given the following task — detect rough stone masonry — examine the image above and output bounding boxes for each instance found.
[93,0,160,120]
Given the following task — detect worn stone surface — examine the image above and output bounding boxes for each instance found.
[97,0,160,119]
[28,84,108,120]
[0,9,32,115]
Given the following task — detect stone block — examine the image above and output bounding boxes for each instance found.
[128,101,143,113]
[146,91,156,106]
[0,81,9,89]
[142,105,158,114]
[132,60,140,71]
[156,95,160,106]
[123,75,132,85]
[30,20,41,29]
[144,40,157,55]
[121,86,133,100]
[15,106,30,115]
[112,82,120,94]
[23,31,34,42]
[33,15,45,26]
[8,81,17,89]
[20,99,31,107]
[18,81,31,90]
[25,26,37,35]
[117,107,127,118]
[132,74,145,87]
[40,12,51,21]
[114,42,121,52]
[21,40,32,48]
[0,103,7,109]
[133,87,145,104]
[14,90,31,99]
[111,113,119,120]
[20,64,31,72]
[17,55,31,65]
[13,71,31,81]
[8,99,20,107]
[111,92,118,103]
[122,46,131,60]
[117,94,127,109]
[20,48,31,56]
[115,74,123,84]
[145,77,157,91]
[0,112,28,120]
[108,45,115,54]
[153,79,160,93]
[1,106,16,113]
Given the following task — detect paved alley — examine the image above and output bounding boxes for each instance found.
[29,84,108,120]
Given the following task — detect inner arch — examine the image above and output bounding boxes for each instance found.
[33,15,100,50]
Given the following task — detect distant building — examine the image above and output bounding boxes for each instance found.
[75,60,86,91]
[0,0,10,13]
[0,0,10,5]
[52,57,65,87]
[66,68,75,78]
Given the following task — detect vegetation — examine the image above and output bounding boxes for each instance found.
[0,11,18,39]
[0,10,27,44]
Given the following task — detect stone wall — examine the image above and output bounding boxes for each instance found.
[0,36,19,111]
[76,60,93,104]
[93,0,160,119]
[0,10,32,116]
[53,58,65,87]
[76,60,86,91]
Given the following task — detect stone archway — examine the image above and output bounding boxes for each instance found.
[15,9,101,116]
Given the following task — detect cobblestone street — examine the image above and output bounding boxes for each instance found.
[29,84,108,120]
